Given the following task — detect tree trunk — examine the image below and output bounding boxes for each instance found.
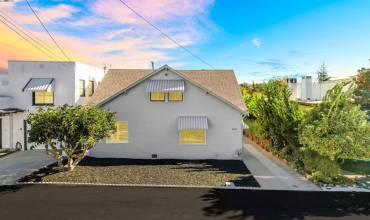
[66,158,75,171]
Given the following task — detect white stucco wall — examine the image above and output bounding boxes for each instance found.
[288,77,340,101]
[75,62,104,105]
[0,116,10,149]
[89,69,244,160]
[310,82,337,101]
[0,74,9,95]
[7,61,76,111]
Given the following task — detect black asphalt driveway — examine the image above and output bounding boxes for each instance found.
[0,184,369,220]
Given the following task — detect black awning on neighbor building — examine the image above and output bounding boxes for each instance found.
[0,108,24,116]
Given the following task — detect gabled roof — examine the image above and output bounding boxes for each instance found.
[88,65,247,113]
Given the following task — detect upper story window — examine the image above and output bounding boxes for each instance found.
[150,92,165,101]
[22,78,54,106]
[88,80,95,96]
[168,92,183,101]
[33,91,54,105]
[79,80,85,97]
[146,80,184,102]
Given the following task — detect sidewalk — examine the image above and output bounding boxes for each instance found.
[242,138,319,191]
[0,150,55,185]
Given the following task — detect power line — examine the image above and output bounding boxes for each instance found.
[117,0,215,69]
[25,0,71,61]
[0,16,58,60]
[0,12,66,61]
[1,11,65,61]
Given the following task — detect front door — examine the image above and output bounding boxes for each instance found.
[23,120,27,151]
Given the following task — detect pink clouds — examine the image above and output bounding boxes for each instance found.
[93,0,213,25]
[0,0,215,71]
[1,3,78,25]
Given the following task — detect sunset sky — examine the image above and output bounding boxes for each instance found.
[0,0,370,82]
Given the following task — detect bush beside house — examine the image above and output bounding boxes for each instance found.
[242,78,370,186]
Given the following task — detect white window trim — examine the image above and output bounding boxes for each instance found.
[178,130,207,145]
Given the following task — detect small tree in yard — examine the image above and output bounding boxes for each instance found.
[28,105,116,171]
[299,82,370,162]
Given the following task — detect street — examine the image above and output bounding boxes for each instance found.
[0,184,369,220]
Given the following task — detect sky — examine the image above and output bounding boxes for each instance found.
[0,0,370,82]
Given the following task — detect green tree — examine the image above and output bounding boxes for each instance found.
[243,92,263,119]
[299,82,370,161]
[256,80,303,150]
[317,62,330,83]
[353,68,370,109]
[28,105,116,171]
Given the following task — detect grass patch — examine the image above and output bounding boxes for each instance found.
[20,157,260,187]
[340,159,370,176]
[298,104,315,113]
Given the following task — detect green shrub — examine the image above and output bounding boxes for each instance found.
[245,119,264,141]
[243,93,263,119]
[256,80,303,150]
[302,150,341,184]
[299,82,370,161]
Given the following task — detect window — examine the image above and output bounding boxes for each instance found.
[33,91,54,105]
[168,92,183,101]
[79,80,85,97]
[179,129,206,144]
[150,92,165,101]
[107,121,128,143]
[88,80,95,96]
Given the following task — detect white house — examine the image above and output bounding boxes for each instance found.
[0,61,247,160]
[88,65,247,159]
[0,61,104,150]
[286,75,351,102]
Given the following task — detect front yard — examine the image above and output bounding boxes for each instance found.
[20,157,259,187]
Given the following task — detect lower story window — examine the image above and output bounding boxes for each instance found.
[179,129,206,144]
[107,121,128,143]
[33,91,54,105]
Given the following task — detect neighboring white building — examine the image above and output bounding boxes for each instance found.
[0,61,104,150]
[88,65,247,160]
[286,75,351,102]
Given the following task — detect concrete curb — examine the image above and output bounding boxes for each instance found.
[16,181,265,190]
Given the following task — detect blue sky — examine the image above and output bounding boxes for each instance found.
[1,0,370,82]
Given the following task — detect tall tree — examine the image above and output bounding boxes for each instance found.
[28,105,116,171]
[353,68,370,109]
[256,80,303,149]
[317,62,330,83]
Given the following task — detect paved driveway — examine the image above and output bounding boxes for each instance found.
[0,150,55,185]
[242,138,319,191]
[0,185,369,220]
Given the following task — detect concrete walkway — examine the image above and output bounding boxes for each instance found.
[0,150,55,185]
[242,139,319,191]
